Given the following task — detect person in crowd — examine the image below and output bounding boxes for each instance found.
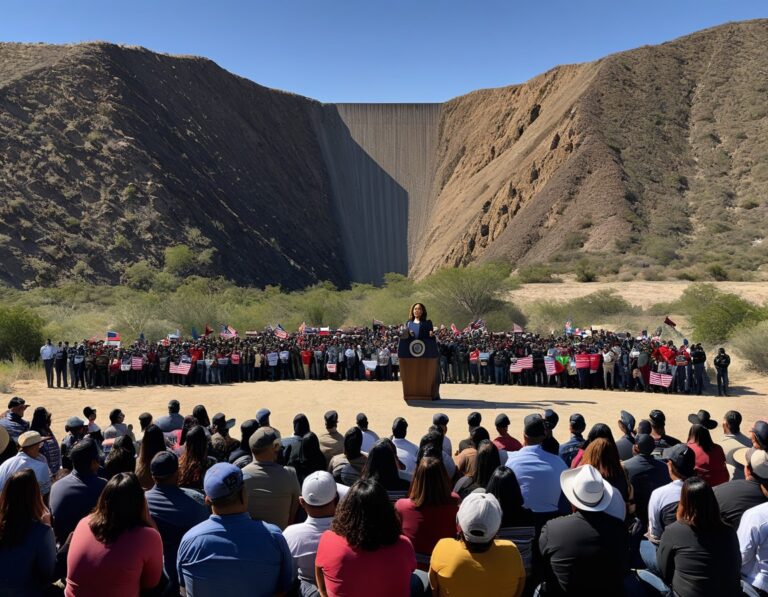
[623,433,671,531]
[30,406,61,476]
[720,410,752,480]
[174,415,199,452]
[485,466,535,527]
[60,416,88,471]
[0,469,56,596]
[581,437,632,506]
[0,431,51,498]
[243,427,301,530]
[558,413,586,467]
[716,447,768,529]
[615,410,636,461]
[0,396,30,443]
[0,426,10,467]
[104,434,136,479]
[396,456,459,564]
[417,430,458,482]
[315,478,416,597]
[329,427,368,485]
[40,339,56,388]
[155,400,184,433]
[361,439,411,493]
[643,443,696,572]
[738,456,768,597]
[356,413,380,453]
[145,451,209,596]
[686,416,729,487]
[454,426,491,478]
[178,425,215,493]
[283,413,311,463]
[639,476,742,597]
[135,424,167,490]
[138,412,153,434]
[191,405,211,435]
[432,413,452,456]
[283,471,343,595]
[391,417,418,476]
[209,413,239,461]
[429,493,525,596]
[541,409,560,456]
[49,438,107,545]
[177,463,294,595]
[649,409,681,457]
[65,472,163,596]
[454,439,501,498]
[492,412,522,454]
[570,423,616,468]
[538,465,629,596]
[228,419,259,467]
[505,414,568,525]
[256,408,281,436]
[714,347,731,396]
[103,408,134,442]
[458,411,483,453]
[82,407,102,444]
[288,432,329,485]
[318,411,344,465]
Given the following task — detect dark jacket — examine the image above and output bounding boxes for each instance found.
[623,454,671,528]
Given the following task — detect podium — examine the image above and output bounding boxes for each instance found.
[398,336,439,401]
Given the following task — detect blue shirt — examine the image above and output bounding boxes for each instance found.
[177,513,293,597]
[0,520,56,595]
[558,434,583,468]
[146,484,209,590]
[0,412,29,443]
[49,471,107,544]
[505,444,567,513]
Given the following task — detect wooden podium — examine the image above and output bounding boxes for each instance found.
[398,337,439,401]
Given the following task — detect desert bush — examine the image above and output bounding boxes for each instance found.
[0,305,45,361]
[0,358,43,393]
[532,290,635,331]
[732,321,768,373]
[706,263,729,281]
[673,284,765,343]
[516,264,562,284]
[575,260,597,282]
[123,260,157,291]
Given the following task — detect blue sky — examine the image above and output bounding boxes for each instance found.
[1,1,765,102]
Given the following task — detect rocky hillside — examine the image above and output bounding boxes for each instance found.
[0,20,767,289]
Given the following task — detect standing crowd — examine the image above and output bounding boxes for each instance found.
[0,391,766,596]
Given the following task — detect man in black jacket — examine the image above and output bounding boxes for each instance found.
[623,434,671,529]
[714,347,731,396]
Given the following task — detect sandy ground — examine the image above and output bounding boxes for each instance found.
[508,280,768,309]
[10,376,767,451]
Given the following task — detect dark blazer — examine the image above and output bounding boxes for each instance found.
[623,454,671,527]
[407,319,434,340]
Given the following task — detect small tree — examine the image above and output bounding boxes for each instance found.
[0,306,45,361]
[164,245,196,276]
[123,260,157,291]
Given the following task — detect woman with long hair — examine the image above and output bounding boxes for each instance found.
[581,437,631,503]
[176,415,199,451]
[0,470,56,595]
[454,439,500,498]
[687,424,729,486]
[395,456,459,565]
[104,435,136,479]
[643,477,741,597]
[66,472,163,596]
[570,423,616,468]
[177,426,214,492]
[361,439,410,492]
[135,424,167,490]
[287,432,327,485]
[315,478,416,596]
[417,430,457,481]
[191,405,211,432]
[485,466,534,527]
[30,406,61,476]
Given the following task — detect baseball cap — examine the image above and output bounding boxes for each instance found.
[356,413,369,426]
[752,421,768,450]
[495,413,510,428]
[150,451,179,477]
[18,431,47,449]
[255,408,271,425]
[635,434,655,455]
[524,414,546,438]
[204,463,244,500]
[456,493,502,543]
[663,444,695,477]
[649,410,666,426]
[468,412,482,427]
[620,411,636,432]
[249,427,279,451]
[569,414,586,432]
[66,416,86,429]
[301,471,339,507]
[8,397,27,409]
[83,406,96,418]
[687,410,717,430]
[324,410,339,426]
[212,413,236,430]
[392,417,408,436]
[543,409,559,430]
[734,448,768,479]
[433,413,449,426]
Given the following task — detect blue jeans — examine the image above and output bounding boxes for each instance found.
[640,539,661,575]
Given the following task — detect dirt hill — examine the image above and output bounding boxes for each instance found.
[1,20,767,289]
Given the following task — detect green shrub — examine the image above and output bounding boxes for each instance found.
[0,305,45,361]
[533,290,635,331]
[575,260,597,282]
[707,263,729,281]
[516,264,562,284]
[673,284,765,343]
[123,260,157,291]
[732,320,768,373]
[164,244,196,275]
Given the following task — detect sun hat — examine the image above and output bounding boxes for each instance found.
[18,430,47,449]
[456,492,502,543]
[560,464,614,512]
[733,448,768,478]
[687,410,717,430]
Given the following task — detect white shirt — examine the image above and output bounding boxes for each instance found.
[40,344,56,360]
[647,479,684,541]
[361,429,379,454]
[392,438,418,474]
[282,515,333,584]
[0,451,51,495]
[739,501,768,592]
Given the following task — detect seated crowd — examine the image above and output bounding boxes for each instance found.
[0,394,767,596]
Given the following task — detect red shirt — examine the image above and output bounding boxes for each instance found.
[395,496,459,563]
[66,515,163,597]
[301,350,312,365]
[316,531,415,597]
[493,434,523,453]
[688,442,729,487]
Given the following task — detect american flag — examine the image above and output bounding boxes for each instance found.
[509,355,533,373]
[131,356,144,370]
[274,324,289,340]
[512,323,524,334]
[451,323,460,336]
[650,371,674,387]
[220,325,237,339]
[105,331,121,346]
[544,356,563,376]
[319,327,331,336]
[169,360,192,375]
[575,354,592,369]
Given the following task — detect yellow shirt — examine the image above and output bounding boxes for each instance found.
[429,538,525,597]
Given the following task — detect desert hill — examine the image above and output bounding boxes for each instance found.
[0,20,767,289]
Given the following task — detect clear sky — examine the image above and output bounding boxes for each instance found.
[1,1,765,102]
